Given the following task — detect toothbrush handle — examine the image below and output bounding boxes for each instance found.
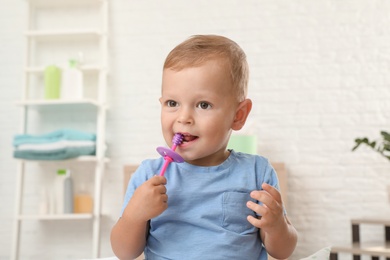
[159,156,173,176]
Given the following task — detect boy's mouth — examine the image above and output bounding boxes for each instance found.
[181,133,198,143]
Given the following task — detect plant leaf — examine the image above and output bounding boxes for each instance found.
[381,131,390,142]
[352,131,390,162]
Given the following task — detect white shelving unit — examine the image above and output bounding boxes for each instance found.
[16,98,102,107]
[11,0,109,259]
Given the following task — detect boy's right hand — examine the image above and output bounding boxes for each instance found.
[124,175,168,222]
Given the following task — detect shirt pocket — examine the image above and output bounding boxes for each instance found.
[221,191,257,234]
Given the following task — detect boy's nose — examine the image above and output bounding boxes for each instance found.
[177,108,194,124]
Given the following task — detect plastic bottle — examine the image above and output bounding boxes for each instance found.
[60,59,83,100]
[64,170,74,214]
[44,65,61,99]
[55,169,74,214]
[74,183,93,214]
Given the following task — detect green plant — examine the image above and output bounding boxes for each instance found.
[352,131,390,161]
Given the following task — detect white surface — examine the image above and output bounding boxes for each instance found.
[10,0,109,259]
[300,247,331,260]
[1,1,390,260]
[82,247,331,260]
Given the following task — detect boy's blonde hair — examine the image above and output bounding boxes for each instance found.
[163,35,249,102]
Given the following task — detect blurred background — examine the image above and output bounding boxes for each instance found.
[1,0,390,259]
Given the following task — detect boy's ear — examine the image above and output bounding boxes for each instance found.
[232,99,252,131]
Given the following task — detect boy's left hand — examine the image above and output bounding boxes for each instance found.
[246,183,285,234]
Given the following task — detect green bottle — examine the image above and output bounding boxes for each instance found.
[227,135,258,154]
[44,65,61,99]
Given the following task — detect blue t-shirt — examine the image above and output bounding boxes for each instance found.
[121,150,281,260]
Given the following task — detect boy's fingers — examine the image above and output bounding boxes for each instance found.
[247,215,262,228]
[150,175,167,185]
[250,190,272,206]
[250,189,280,211]
[261,183,282,203]
[156,184,167,194]
[161,194,168,203]
[246,201,266,216]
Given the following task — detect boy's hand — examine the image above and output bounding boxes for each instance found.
[124,175,168,222]
[246,183,285,234]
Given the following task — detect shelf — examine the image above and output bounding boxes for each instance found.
[15,156,104,162]
[12,0,109,258]
[25,29,104,40]
[26,64,104,74]
[18,213,93,220]
[73,156,110,163]
[15,98,104,107]
[351,218,390,226]
[16,156,110,163]
[331,241,390,257]
[28,0,103,7]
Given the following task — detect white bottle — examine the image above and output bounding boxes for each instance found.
[64,171,74,214]
[55,169,74,214]
[55,169,66,214]
[60,59,83,100]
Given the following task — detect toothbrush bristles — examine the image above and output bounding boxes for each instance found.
[172,133,184,146]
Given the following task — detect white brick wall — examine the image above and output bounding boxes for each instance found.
[1,1,390,259]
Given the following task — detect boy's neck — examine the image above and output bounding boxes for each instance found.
[185,149,231,167]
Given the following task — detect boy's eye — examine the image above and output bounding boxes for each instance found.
[197,102,212,110]
[166,100,178,107]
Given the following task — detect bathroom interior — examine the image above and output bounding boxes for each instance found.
[1,1,390,260]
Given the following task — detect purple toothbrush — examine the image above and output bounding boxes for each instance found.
[156,133,184,176]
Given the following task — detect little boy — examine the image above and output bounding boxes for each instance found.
[111,35,298,260]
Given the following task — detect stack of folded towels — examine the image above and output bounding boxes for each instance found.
[13,129,96,160]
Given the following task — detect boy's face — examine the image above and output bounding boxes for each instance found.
[160,60,240,166]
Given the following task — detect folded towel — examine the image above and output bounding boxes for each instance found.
[16,140,95,152]
[13,129,96,146]
[14,146,96,160]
